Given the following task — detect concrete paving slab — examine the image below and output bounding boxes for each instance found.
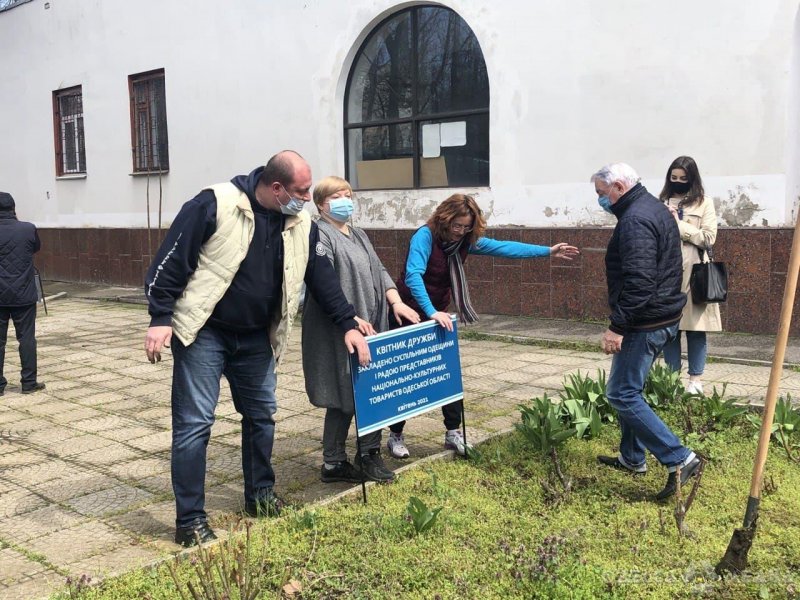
[1,288,798,598]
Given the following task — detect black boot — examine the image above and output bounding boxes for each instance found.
[356,450,395,483]
[244,488,285,518]
[320,460,363,483]
[175,519,217,547]
[655,456,704,501]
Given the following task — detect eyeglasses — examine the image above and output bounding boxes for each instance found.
[450,223,473,233]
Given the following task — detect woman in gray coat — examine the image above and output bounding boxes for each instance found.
[302,176,420,484]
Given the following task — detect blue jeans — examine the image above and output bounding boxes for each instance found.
[662,330,707,376]
[171,326,277,527]
[606,324,692,471]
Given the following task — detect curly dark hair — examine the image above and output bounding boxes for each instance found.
[427,194,486,246]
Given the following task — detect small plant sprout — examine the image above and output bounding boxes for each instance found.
[405,496,443,535]
[517,395,577,497]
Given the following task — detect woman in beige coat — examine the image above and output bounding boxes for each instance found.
[659,156,721,395]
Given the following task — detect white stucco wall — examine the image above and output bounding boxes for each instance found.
[0,0,798,228]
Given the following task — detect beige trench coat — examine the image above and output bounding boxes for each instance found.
[667,195,722,332]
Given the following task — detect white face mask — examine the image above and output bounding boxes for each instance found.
[278,186,306,216]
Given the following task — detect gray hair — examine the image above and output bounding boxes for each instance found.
[590,163,641,187]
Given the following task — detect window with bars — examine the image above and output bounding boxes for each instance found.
[129,69,169,173]
[345,6,489,190]
[53,86,86,176]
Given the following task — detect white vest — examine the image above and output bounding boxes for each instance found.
[171,182,310,361]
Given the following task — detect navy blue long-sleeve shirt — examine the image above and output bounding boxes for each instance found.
[145,167,357,334]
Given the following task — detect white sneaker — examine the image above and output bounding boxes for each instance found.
[687,380,704,395]
[444,429,472,456]
[387,432,410,459]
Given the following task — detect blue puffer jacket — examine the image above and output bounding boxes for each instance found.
[0,212,41,307]
[605,183,686,334]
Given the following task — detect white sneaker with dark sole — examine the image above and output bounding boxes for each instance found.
[444,429,471,456]
[387,432,410,459]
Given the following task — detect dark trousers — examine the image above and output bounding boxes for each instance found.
[0,303,38,391]
[387,309,463,433]
[388,400,463,433]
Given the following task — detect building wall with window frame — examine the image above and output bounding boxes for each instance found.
[1,0,800,334]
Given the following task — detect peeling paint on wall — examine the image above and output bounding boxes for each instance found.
[353,191,495,228]
[717,185,764,226]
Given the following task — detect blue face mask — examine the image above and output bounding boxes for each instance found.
[327,197,354,222]
[279,186,306,216]
[598,195,613,214]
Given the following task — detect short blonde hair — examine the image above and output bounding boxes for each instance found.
[313,176,352,208]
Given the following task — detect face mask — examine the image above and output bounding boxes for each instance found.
[598,195,613,214]
[279,186,306,216]
[327,197,354,222]
[671,181,691,195]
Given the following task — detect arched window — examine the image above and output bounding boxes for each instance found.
[345,6,489,190]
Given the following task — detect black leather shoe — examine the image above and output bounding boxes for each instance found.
[655,456,704,501]
[244,489,285,518]
[320,460,363,483]
[175,519,217,547]
[21,382,46,394]
[356,450,395,483]
[597,455,646,475]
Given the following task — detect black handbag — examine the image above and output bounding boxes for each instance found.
[690,246,728,304]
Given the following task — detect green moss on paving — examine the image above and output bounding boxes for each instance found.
[55,415,800,600]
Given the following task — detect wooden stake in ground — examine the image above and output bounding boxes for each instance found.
[716,208,800,575]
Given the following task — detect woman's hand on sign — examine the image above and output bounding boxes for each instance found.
[354,316,376,336]
[345,329,371,366]
[393,302,421,325]
[431,311,453,331]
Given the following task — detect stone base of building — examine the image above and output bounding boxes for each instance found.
[34,226,793,335]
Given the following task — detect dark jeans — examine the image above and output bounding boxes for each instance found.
[171,326,277,528]
[606,324,692,471]
[0,303,38,391]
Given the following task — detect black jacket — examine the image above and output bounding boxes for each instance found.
[605,183,686,334]
[0,212,41,307]
[145,167,357,333]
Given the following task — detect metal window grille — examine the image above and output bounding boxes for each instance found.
[54,88,86,175]
[344,6,489,190]
[130,71,169,172]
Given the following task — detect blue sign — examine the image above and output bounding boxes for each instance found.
[350,317,463,435]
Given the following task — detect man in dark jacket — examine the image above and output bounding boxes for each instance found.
[144,151,370,547]
[591,163,702,501]
[0,192,45,396]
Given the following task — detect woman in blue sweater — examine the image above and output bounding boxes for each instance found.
[387,194,579,458]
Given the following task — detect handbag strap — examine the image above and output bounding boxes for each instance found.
[697,244,715,263]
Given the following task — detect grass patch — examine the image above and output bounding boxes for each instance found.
[55,409,800,600]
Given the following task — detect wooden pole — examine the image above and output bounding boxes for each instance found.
[716,207,800,573]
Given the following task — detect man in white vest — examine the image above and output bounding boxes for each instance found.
[144,150,370,547]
